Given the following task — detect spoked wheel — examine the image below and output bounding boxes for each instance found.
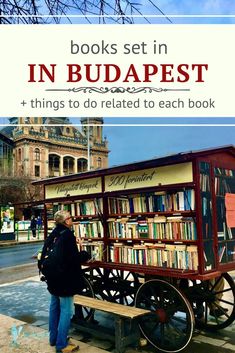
[188,273,235,331]
[73,277,95,322]
[135,279,194,353]
[84,268,140,305]
[102,269,140,305]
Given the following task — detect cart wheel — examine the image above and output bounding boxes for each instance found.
[103,269,140,305]
[84,268,140,305]
[73,277,95,322]
[193,273,235,331]
[135,279,194,353]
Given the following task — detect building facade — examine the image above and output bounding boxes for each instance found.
[0,132,14,176]
[0,117,109,179]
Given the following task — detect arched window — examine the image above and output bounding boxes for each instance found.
[49,154,60,177]
[63,156,74,175]
[77,158,88,173]
[35,148,40,161]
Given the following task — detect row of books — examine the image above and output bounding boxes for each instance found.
[81,241,104,261]
[47,200,103,218]
[74,199,103,216]
[218,242,235,263]
[200,174,210,192]
[107,216,197,240]
[48,190,195,219]
[214,167,235,177]
[215,177,232,196]
[108,190,195,214]
[73,220,103,238]
[201,196,213,217]
[217,222,234,240]
[109,243,199,270]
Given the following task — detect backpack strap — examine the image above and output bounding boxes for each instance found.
[38,228,67,279]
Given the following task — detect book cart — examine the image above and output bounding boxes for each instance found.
[35,146,235,352]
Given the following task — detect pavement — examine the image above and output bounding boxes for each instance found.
[0,230,44,247]
[0,274,235,353]
[0,276,111,353]
[0,313,108,353]
[0,234,235,353]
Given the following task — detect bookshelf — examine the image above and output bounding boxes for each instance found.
[35,146,235,280]
[214,166,235,265]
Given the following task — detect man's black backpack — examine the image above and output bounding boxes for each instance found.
[38,230,66,281]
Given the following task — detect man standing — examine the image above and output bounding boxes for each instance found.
[42,210,90,353]
[30,216,37,238]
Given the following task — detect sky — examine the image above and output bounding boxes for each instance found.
[100,1,235,166]
[97,0,235,167]
[100,118,235,166]
[1,1,235,168]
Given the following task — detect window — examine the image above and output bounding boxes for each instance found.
[97,157,102,168]
[63,157,74,175]
[18,148,22,161]
[77,158,88,173]
[35,165,40,177]
[35,148,40,161]
[49,154,60,177]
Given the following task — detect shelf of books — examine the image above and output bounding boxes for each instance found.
[36,146,235,279]
[214,167,235,266]
[106,188,198,272]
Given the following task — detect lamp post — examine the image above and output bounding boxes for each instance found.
[87,117,91,171]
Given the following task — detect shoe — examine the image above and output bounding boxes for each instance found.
[210,307,228,317]
[51,337,74,348]
[56,344,79,353]
[67,338,77,346]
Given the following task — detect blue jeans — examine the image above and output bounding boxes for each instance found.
[49,295,74,350]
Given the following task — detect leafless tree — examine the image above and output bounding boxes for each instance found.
[0,176,42,204]
[0,0,171,24]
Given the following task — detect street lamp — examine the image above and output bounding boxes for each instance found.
[87,117,90,171]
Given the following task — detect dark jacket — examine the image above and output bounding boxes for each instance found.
[44,223,90,297]
[30,218,37,229]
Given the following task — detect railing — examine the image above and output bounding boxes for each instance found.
[94,141,107,148]
[15,129,107,148]
[13,130,23,137]
[29,130,45,137]
[48,133,87,146]
[15,226,43,242]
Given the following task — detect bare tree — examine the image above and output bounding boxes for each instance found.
[0,0,171,24]
[0,176,42,204]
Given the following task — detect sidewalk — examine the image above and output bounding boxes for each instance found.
[0,314,109,353]
[0,231,44,247]
[0,276,114,353]
[0,276,235,353]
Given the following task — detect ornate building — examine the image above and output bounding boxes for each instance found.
[0,132,13,176]
[0,117,109,179]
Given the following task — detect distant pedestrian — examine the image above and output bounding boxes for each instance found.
[30,216,37,238]
[41,210,90,352]
[37,216,43,230]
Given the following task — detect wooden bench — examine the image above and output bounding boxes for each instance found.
[73,295,151,353]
